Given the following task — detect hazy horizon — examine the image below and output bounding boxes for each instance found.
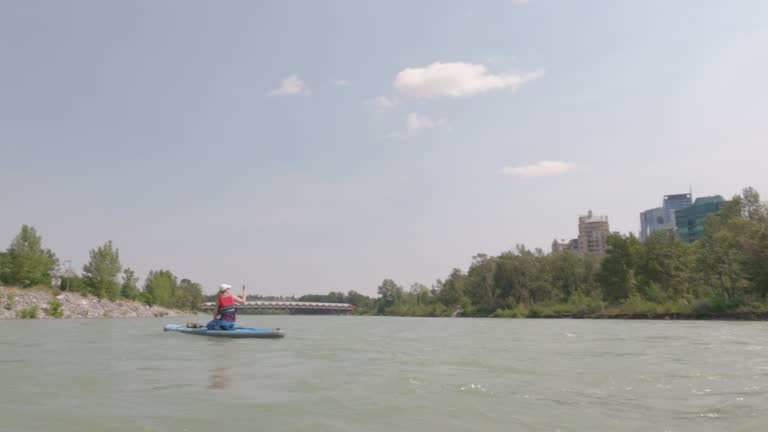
[2,1,767,295]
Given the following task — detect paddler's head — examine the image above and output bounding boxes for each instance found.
[218,283,232,296]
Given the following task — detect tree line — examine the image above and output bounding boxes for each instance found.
[306,187,768,318]
[4,186,766,318]
[0,228,202,311]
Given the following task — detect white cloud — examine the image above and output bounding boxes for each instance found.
[499,161,572,177]
[366,96,397,111]
[394,62,542,98]
[268,74,310,96]
[332,79,351,87]
[406,112,449,135]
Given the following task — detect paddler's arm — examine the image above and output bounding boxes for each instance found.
[234,286,247,305]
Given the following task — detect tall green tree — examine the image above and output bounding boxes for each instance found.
[466,253,500,313]
[693,202,742,300]
[120,267,140,300]
[143,269,177,307]
[0,225,58,287]
[345,290,371,309]
[436,269,467,307]
[376,279,402,314]
[636,231,692,301]
[174,278,204,310]
[82,241,122,299]
[597,234,641,303]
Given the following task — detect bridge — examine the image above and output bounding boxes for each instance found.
[199,301,356,313]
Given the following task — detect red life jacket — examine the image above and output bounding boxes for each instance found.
[218,294,235,309]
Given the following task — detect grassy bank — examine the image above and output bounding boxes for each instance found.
[355,294,768,320]
[485,296,768,320]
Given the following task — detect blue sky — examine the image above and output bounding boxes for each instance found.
[2,1,768,295]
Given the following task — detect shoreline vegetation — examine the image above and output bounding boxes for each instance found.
[0,225,204,319]
[3,187,768,321]
[0,286,188,319]
[295,187,768,321]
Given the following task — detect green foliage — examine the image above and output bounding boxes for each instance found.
[139,291,154,306]
[436,269,467,307]
[46,298,64,318]
[141,269,199,309]
[376,279,402,314]
[4,292,15,311]
[5,185,768,319]
[174,279,203,311]
[18,304,39,319]
[82,241,122,299]
[363,186,768,319]
[0,225,58,287]
[60,275,87,294]
[120,268,140,300]
[597,234,641,302]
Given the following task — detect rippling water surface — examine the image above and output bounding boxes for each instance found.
[1,316,767,431]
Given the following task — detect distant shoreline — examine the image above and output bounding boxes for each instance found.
[496,312,768,321]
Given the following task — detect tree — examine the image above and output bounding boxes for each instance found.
[121,268,140,300]
[466,254,499,313]
[0,225,58,287]
[345,290,371,308]
[409,283,432,305]
[376,279,402,314]
[174,278,203,310]
[82,241,122,299]
[143,270,177,307]
[696,217,747,300]
[437,269,467,307]
[636,231,692,301]
[597,234,641,303]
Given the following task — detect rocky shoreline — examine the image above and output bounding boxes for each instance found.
[0,286,191,319]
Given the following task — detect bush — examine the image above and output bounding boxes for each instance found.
[4,292,15,311]
[46,298,64,318]
[18,305,39,319]
[139,291,154,307]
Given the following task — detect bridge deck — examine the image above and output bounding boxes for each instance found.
[199,301,356,312]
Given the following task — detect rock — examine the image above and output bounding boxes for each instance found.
[0,286,191,320]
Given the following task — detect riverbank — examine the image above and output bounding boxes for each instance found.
[364,295,768,320]
[482,296,768,320]
[0,286,190,319]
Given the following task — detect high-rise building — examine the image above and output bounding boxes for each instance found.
[663,193,693,211]
[640,207,672,241]
[577,210,610,253]
[639,193,692,241]
[675,195,724,243]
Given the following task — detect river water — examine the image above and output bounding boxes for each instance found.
[1,316,767,431]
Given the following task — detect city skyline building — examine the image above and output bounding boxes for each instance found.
[663,193,693,212]
[577,210,610,254]
[551,238,579,253]
[552,210,610,254]
[676,195,724,243]
[639,193,692,241]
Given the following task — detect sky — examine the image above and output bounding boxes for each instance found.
[2,1,768,295]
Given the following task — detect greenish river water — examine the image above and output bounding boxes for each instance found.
[1,316,767,431]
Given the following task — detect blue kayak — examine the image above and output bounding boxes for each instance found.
[163,324,284,339]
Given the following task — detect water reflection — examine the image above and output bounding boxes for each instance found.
[209,367,232,390]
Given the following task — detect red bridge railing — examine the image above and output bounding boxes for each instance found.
[199,301,356,312]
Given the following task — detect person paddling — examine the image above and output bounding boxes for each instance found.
[207,284,247,330]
